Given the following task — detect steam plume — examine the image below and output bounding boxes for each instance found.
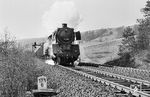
[42,0,82,35]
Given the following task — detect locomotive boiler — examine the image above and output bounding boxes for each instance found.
[51,23,81,66]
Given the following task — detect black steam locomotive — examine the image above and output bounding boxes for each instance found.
[52,23,81,66]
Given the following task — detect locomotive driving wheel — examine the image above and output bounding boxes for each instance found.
[70,61,75,67]
[56,57,61,65]
[56,57,65,65]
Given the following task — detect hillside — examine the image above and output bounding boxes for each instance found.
[81,26,124,42]
[17,26,126,51]
[17,25,150,69]
[80,25,150,70]
[18,25,136,62]
[80,39,122,64]
[81,25,139,42]
[80,25,138,64]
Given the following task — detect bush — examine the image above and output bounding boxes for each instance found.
[0,32,44,97]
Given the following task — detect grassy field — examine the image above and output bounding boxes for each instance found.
[79,26,125,64]
[80,38,122,64]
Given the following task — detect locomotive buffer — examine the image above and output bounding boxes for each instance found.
[32,76,57,97]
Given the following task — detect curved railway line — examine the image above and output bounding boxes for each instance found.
[57,64,150,97]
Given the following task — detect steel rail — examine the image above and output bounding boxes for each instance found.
[78,66,150,86]
[58,65,150,97]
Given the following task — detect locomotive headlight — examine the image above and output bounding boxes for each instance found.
[74,40,79,44]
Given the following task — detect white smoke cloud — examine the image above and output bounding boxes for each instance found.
[45,59,55,65]
[42,0,82,35]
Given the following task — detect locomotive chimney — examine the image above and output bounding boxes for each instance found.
[62,23,67,28]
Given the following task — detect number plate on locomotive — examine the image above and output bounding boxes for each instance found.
[63,45,71,50]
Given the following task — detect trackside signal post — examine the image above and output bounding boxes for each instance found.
[32,76,57,97]
[38,76,47,89]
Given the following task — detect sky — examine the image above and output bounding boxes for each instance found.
[0,0,148,39]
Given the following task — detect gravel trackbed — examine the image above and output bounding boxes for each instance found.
[41,63,118,97]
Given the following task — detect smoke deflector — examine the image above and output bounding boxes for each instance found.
[75,31,81,40]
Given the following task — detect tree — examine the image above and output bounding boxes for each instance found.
[136,0,150,50]
[119,27,136,55]
[118,27,136,67]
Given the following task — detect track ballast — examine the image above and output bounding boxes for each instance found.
[58,64,150,97]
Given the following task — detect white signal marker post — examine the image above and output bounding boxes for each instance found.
[38,76,47,90]
[32,76,57,97]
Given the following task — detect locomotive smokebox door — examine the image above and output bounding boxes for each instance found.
[75,31,81,40]
[38,76,47,89]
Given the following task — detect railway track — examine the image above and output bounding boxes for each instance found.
[58,65,150,97]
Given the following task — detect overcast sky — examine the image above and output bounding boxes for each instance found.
[0,0,148,39]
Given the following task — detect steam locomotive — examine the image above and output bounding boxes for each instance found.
[33,23,81,66]
[52,23,81,66]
